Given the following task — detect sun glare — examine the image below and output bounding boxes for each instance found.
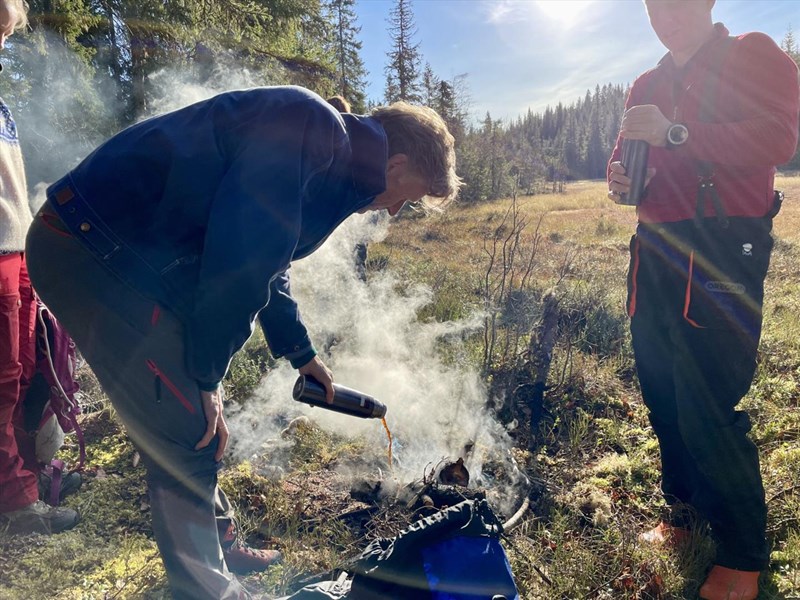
[535,0,594,27]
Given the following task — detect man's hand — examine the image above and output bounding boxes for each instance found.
[195,387,229,462]
[298,355,335,403]
[621,104,672,147]
[608,161,657,202]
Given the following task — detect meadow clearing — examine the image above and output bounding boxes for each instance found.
[1,177,798,600]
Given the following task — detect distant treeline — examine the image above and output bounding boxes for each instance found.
[2,1,798,201]
[458,84,628,202]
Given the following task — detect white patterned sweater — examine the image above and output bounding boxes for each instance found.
[0,96,30,255]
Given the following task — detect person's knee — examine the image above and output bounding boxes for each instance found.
[677,409,754,464]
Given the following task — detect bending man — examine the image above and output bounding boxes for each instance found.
[26,86,460,599]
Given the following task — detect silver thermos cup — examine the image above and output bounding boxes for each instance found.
[618,138,649,206]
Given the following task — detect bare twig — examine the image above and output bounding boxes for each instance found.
[766,483,800,505]
[503,535,553,587]
[502,495,530,532]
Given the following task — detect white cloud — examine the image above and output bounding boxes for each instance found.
[484,0,528,24]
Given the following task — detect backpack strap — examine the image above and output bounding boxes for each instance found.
[694,36,736,227]
[46,459,65,507]
[36,303,86,471]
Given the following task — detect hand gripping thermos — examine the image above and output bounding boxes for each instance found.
[618,138,650,206]
[292,375,387,419]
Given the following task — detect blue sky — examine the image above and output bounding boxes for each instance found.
[354,0,798,122]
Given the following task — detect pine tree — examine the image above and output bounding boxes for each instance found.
[384,70,400,107]
[384,0,422,103]
[781,26,799,62]
[435,78,464,145]
[449,72,471,143]
[421,62,438,106]
[325,0,368,112]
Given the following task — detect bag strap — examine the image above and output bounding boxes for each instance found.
[694,36,736,227]
[37,304,86,471]
[46,459,65,507]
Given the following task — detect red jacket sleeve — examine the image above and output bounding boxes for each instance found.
[683,32,800,167]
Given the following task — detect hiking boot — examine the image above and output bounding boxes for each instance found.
[38,471,82,504]
[223,542,282,575]
[638,521,691,548]
[1,500,79,534]
[699,565,759,600]
[220,522,282,575]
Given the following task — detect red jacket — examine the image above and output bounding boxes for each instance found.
[609,23,800,224]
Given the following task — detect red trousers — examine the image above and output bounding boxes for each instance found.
[0,252,38,512]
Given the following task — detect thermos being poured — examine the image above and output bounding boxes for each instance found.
[292,375,387,419]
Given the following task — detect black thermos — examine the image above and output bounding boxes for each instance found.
[292,375,387,419]
[618,139,650,206]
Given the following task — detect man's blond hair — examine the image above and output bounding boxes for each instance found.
[371,101,462,205]
[4,0,29,31]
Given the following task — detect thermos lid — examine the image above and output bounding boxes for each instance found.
[292,376,305,399]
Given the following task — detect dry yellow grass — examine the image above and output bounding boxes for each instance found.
[377,180,636,321]
[384,176,800,284]
[378,175,800,599]
[773,174,800,242]
[377,177,800,342]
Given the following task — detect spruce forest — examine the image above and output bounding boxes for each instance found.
[2,1,800,599]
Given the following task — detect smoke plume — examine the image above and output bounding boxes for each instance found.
[226,214,528,515]
[12,43,527,513]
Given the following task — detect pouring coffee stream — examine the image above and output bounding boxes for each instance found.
[293,374,393,468]
[381,417,393,471]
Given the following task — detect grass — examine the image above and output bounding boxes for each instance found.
[1,176,798,599]
[377,176,800,599]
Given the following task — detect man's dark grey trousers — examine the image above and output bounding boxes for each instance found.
[27,211,248,600]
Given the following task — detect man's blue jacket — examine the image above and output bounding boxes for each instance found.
[46,86,387,391]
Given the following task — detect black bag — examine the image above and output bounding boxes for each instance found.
[278,499,519,600]
[349,499,518,600]
[278,577,351,600]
